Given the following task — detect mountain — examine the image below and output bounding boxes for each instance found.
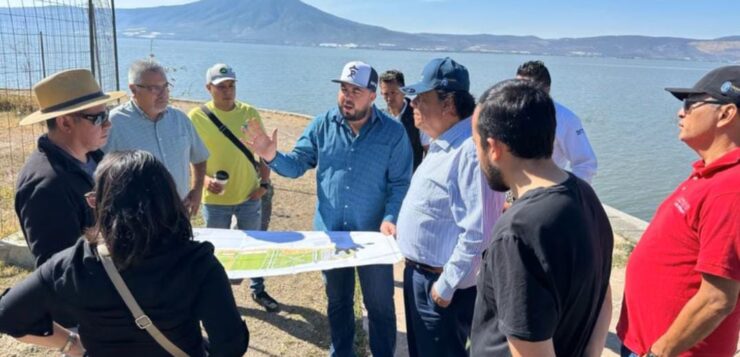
[115,0,421,46]
[3,0,738,61]
[113,0,739,62]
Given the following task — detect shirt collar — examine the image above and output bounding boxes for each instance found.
[388,99,409,120]
[690,147,740,178]
[430,117,472,151]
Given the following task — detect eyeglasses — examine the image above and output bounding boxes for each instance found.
[77,110,110,126]
[682,98,727,113]
[135,82,172,94]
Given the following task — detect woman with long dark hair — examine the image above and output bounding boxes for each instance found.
[0,150,248,356]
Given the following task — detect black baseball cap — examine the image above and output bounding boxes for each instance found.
[665,65,740,104]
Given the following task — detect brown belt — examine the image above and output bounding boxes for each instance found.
[405,259,443,274]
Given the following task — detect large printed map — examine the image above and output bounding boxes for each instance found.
[194,228,403,278]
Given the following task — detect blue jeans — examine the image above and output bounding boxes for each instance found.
[323,265,396,357]
[403,265,476,357]
[202,199,265,294]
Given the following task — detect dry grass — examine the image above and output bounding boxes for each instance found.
[0,92,36,116]
[0,103,370,357]
[0,114,45,238]
[612,236,636,269]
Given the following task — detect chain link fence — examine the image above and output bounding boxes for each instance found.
[0,0,118,237]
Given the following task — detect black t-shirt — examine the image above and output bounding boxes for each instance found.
[471,173,613,357]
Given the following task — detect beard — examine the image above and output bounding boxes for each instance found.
[339,103,371,122]
[481,156,510,192]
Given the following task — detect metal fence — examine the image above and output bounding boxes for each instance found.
[0,0,118,237]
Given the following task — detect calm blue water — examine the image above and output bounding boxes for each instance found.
[117,37,725,221]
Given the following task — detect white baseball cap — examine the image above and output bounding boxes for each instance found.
[206,63,236,85]
[331,61,378,92]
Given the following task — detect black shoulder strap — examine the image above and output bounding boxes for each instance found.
[200,104,259,170]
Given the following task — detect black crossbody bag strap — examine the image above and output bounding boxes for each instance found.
[199,104,259,170]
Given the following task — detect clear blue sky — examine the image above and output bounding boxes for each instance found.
[12,0,740,39]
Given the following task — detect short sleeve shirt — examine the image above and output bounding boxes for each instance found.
[189,101,263,205]
[617,148,740,356]
[104,101,209,199]
[471,173,613,356]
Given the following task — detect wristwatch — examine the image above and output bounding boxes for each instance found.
[260,181,271,189]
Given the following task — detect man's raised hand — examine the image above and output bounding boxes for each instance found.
[242,120,278,162]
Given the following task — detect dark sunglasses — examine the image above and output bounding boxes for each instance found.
[77,110,110,126]
[682,98,727,113]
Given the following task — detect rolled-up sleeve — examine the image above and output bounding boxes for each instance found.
[269,117,319,179]
[0,271,54,337]
[435,146,488,300]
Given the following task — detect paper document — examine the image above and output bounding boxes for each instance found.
[194,228,403,278]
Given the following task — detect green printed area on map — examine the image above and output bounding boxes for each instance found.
[216,246,352,271]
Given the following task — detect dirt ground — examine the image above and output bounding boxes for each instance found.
[0,105,370,357]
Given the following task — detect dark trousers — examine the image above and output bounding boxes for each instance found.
[403,265,476,357]
[323,265,396,357]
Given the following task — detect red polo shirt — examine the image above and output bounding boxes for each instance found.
[617,148,740,356]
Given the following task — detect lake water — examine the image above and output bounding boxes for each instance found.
[118,37,726,221]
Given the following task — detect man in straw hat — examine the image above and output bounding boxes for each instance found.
[15,68,125,268]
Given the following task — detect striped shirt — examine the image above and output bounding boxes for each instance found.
[396,117,505,300]
[104,101,209,199]
[269,105,412,231]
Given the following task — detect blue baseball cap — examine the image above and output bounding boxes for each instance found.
[401,57,470,95]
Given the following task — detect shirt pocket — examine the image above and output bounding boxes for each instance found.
[167,123,191,160]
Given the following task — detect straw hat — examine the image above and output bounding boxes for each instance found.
[20,68,126,126]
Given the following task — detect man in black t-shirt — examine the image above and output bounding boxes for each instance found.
[470,79,613,356]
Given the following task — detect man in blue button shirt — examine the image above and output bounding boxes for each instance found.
[244,61,413,357]
[396,57,505,357]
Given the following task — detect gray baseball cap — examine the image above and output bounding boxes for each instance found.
[206,63,236,85]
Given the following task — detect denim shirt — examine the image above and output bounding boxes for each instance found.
[269,105,412,231]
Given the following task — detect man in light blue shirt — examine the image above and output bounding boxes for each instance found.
[104,59,209,216]
[396,57,505,357]
[245,61,412,357]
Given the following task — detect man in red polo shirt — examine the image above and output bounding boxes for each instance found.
[617,66,740,357]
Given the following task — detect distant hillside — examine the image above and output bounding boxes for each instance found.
[112,0,740,61]
[4,0,739,61]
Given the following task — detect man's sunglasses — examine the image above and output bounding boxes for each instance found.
[682,98,728,113]
[77,110,110,126]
